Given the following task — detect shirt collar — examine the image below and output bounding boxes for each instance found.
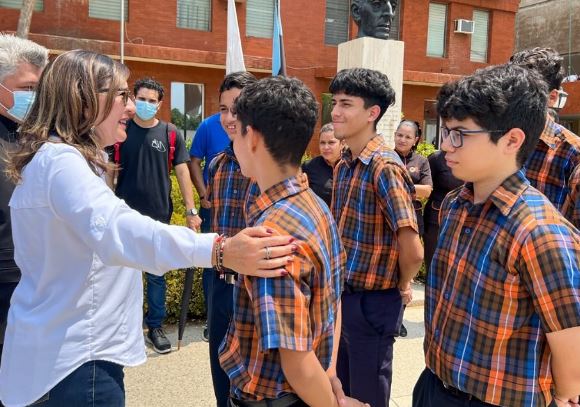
[343,135,384,166]
[540,116,565,148]
[224,142,238,162]
[246,175,307,225]
[456,170,529,217]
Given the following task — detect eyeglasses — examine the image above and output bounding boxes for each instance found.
[440,126,507,148]
[99,88,134,106]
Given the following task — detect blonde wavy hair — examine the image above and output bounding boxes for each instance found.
[5,49,129,183]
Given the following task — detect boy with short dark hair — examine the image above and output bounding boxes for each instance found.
[330,68,424,407]
[219,76,364,407]
[414,63,580,407]
[205,70,259,407]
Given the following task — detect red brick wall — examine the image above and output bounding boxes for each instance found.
[402,84,440,126]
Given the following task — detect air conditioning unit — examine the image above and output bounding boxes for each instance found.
[454,19,474,34]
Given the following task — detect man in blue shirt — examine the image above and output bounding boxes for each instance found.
[189,112,230,341]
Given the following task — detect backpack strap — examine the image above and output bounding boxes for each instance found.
[113,142,121,164]
[167,123,177,172]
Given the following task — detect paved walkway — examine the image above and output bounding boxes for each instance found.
[125,283,426,407]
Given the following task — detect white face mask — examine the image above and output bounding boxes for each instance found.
[0,82,36,122]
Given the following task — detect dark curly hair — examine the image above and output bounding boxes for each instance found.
[133,77,164,101]
[329,68,396,130]
[235,76,319,167]
[219,71,257,95]
[509,47,565,91]
[437,63,548,167]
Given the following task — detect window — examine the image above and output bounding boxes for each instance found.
[426,3,447,57]
[470,10,489,62]
[177,0,211,31]
[246,0,274,38]
[324,0,349,46]
[171,82,204,142]
[0,0,43,11]
[424,99,439,146]
[89,0,128,21]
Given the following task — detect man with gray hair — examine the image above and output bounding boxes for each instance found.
[351,0,398,39]
[0,34,48,370]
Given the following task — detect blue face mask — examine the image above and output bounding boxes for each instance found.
[0,83,35,122]
[135,100,158,121]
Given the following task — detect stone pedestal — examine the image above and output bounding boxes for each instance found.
[338,37,404,147]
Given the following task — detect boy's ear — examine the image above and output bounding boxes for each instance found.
[368,105,381,124]
[247,125,260,152]
[502,128,526,156]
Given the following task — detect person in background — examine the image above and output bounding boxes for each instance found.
[302,123,343,206]
[393,120,432,338]
[0,34,48,379]
[0,50,295,407]
[114,77,201,355]
[189,101,231,343]
[422,150,462,274]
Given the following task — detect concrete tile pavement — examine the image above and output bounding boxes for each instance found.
[125,283,427,407]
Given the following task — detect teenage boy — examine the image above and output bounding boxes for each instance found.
[205,71,259,407]
[510,48,580,228]
[219,76,366,407]
[414,63,580,407]
[114,77,201,354]
[330,68,424,407]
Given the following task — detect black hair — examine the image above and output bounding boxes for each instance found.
[509,47,565,91]
[133,77,164,101]
[235,76,319,167]
[437,63,548,167]
[329,68,395,129]
[219,71,257,95]
[397,120,422,150]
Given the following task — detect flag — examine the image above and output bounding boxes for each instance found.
[226,0,246,74]
[272,0,286,76]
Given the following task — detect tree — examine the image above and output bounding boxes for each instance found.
[16,0,35,39]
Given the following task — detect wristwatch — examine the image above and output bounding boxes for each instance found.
[185,208,198,217]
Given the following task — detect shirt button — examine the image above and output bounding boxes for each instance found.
[463,227,471,235]
[434,329,440,339]
[233,189,238,194]
[444,292,450,300]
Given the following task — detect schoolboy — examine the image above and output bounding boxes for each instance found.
[330,68,424,407]
[205,71,259,407]
[414,63,580,407]
[219,76,364,407]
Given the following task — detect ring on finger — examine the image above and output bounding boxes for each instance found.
[265,246,271,260]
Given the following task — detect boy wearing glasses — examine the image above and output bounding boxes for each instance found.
[413,64,580,407]
[114,77,201,355]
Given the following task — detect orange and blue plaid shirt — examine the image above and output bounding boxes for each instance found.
[331,136,418,291]
[219,176,345,401]
[206,145,259,236]
[564,164,580,227]
[525,117,580,228]
[425,170,580,407]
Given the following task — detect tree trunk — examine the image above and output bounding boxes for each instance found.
[16,0,35,39]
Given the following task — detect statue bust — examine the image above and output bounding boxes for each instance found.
[351,0,398,40]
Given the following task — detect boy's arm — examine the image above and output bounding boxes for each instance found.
[174,163,201,230]
[375,162,423,291]
[279,349,339,407]
[547,326,580,404]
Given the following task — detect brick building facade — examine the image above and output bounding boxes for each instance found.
[0,0,520,151]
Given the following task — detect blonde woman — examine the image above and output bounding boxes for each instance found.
[0,50,293,407]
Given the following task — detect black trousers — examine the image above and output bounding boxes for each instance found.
[412,368,559,407]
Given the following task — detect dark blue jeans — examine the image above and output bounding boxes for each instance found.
[144,272,166,329]
[199,206,213,314]
[337,288,403,407]
[29,360,124,406]
[208,273,234,407]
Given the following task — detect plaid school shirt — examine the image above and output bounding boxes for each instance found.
[206,145,259,236]
[525,116,580,228]
[564,164,580,227]
[331,135,418,291]
[219,176,345,401]
[425,169,580,407]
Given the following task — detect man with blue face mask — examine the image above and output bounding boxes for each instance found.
[0,34,48,380]
[114,77,201,355]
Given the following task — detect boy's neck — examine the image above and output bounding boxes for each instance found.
[349,127,379,159]
[134,116,158,129]
[255,157,298,193]
[472,164,520,204]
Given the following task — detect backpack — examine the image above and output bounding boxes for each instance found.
[113,121,177,172]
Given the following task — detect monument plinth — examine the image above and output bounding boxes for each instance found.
[337,37,404,147]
